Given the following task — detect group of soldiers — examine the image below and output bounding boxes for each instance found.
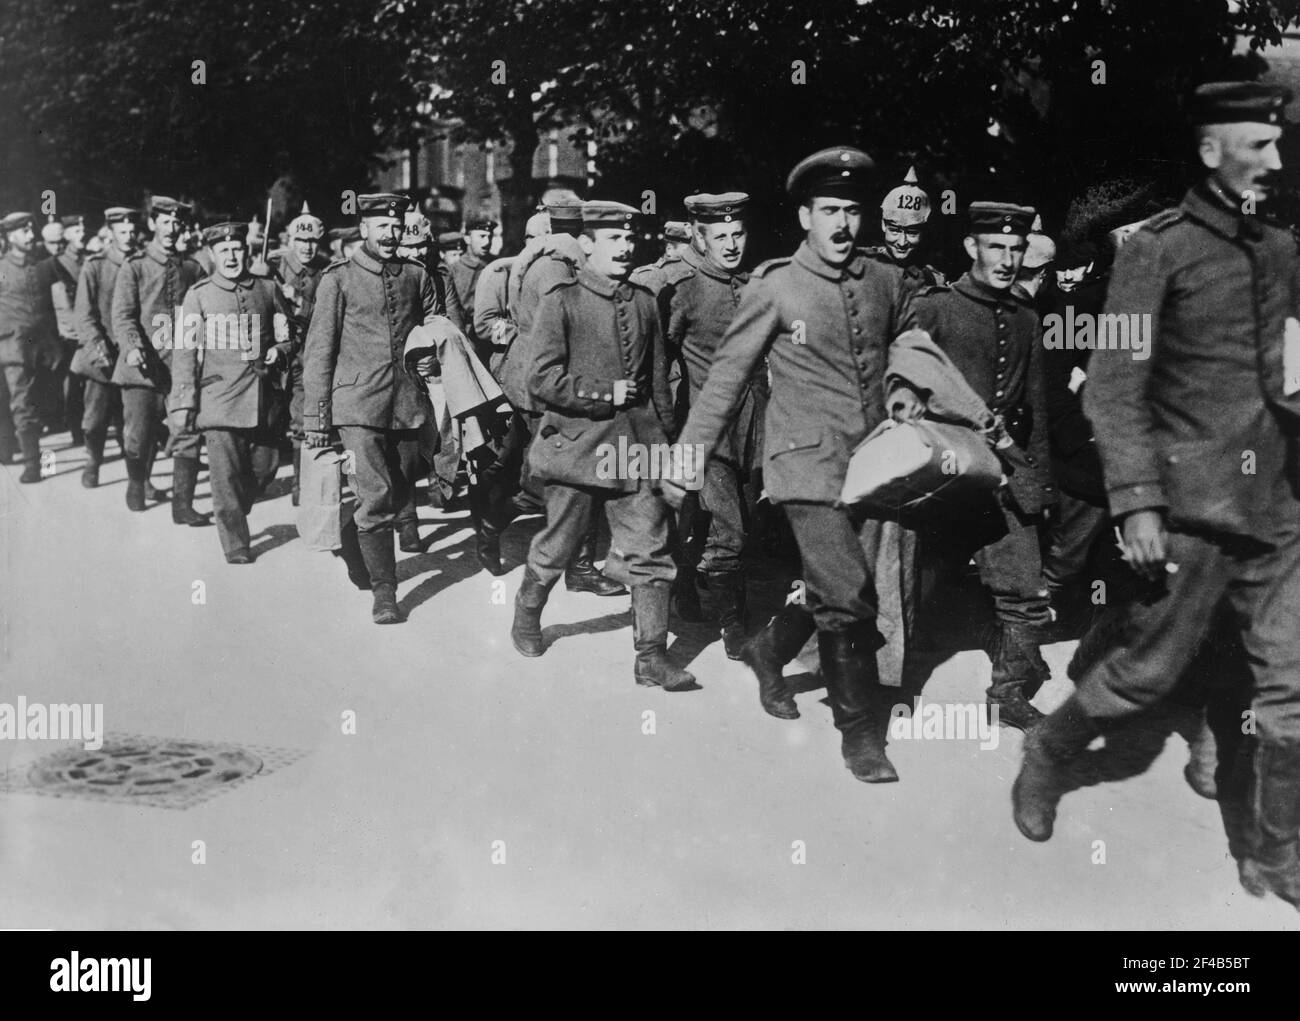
[3,78,1300,912]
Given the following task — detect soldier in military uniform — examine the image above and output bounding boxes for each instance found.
[666,147,925,782]
[510,200,693,691]
[54,215,88,444]
[268,207,329,506]
[498,194,626,596]
[302,193,453,624]
[656,192,757,657]
[72,207,136,487]
[110,196,209,520]
[912,202,1057,731]
[0,212,60,483]
[864,167,947,289]
[169,222,294,564]
[1014,83,1300,913]
[448,216,494,348]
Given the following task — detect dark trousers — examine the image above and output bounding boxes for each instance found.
[1043,489,1109,593]
[81,378,123,439]
[121,386,201,462]
[783,501,885,633]
[205,427,280,555]
[527,482,675,588]
[337,425,422,534]
[920,494,1051,628]
[695,457,748,574]
[1077,528,1300,746]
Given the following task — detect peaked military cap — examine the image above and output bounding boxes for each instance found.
[0,212,34,233]
[437,231,464,251]
[543,195,584,230]
[464,215,497,233]
[329,225,362,244]
[786,146,875,201]
[60,214,84,229]
[684,192,749,223]
[104,207,137,224]
[201,221,249,246]
[581,201,638,229]
[662,220,691,242]
[357,193,411,219]
[968,201,1036,236]
[881,166,931,227]
[149,196,192,217]
[1191,81,1291,126]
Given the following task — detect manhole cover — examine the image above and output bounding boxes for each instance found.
[1,733,305,809]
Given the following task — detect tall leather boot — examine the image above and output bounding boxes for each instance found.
[1011,693,1099,841]
[1184,709,1219,800]
[705,569,748,660]
[671,563,706,622]
[124,455,147,511]
[740,604,815,720]
[565,523,627,596]
[511,566,557,656]
[81,430,106,488]
[170,456,211,526]
[819,627,898,783]
[631,581,696,690]
[468,483,505,576]
[357,528,402,624]
[988,622,1049,731]
[18,428,42,483]
[291,446,301,507]
[1239,743,1300,909]
[143,442,169,502]
[332,518,372,590]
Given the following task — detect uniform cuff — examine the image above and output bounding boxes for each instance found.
[1107,481,1167,519]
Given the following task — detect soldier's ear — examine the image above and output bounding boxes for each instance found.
[578,233,595,257]
[1198,129,1223,170]
[797,205,813,232]
[962,235,979,263]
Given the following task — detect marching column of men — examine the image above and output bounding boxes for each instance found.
[3,78,1300,912]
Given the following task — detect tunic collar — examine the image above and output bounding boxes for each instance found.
[953,272,1022,308]
[692,249,748,284]
[3,248,33,269]
[351,245,403,276]
[144,240,181,265]
[1183,182,1261,242]
[459,251,486,271]
[793,240,867,281]
[206,270,257,292]
[578,264,633,298]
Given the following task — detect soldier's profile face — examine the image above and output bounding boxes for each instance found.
[291,237,319,263]
[580,227,635,278]
[799,196,862,265]
[65,224,85,249]
[361,215,402,260]
[466,228,492,257]
[697,220,747,272]
[965,233,1026,290]
[1200,122,1284,201]
[110,219,138,252]
[42,225,66,254]
[881,221,923,262]
[211,239,247,279]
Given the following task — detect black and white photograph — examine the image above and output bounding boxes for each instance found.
[2,0,1300,952]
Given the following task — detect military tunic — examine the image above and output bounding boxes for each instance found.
[1077,184,1300,743]
[0,248,58,438]
[472,255,516,377]
[502,234,584,413]
[269,248,329,438]
[72,244,127,440]
[863,246,947,291]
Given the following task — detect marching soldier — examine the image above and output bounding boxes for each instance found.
[437,231,463,267]
[0,212,60,483]
[911,202,1057,731]
[72,207,136,487]
[169,222,294,564]
[658,191,757,657]
[269,206,329,506]
[500,193,626,596]
[1013,83,1300,913]
[666,147,925,782]
[510,200,693,691]
[302,193,454,624]
[110,196,209,520]
[48,216,88,443]
[865,167,946,289]
[449,216,494,313]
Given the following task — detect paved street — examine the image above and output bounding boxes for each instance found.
[1,436,1295,930]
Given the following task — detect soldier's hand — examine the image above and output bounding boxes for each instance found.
[612,379,639,407]
[125,348,145,368]
[1120,509,1169,581]
[304,430,331,449]
[263,346,281,367]
[887,385,926,423]
[170,409,195,433]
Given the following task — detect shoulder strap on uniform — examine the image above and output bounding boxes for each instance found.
[751,256,793,278]
[1141,207,1185,233]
